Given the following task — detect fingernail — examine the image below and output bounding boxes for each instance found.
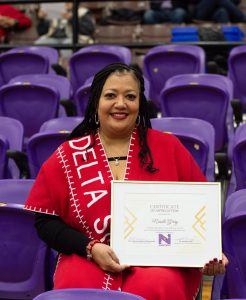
[219,260,222,264]
[213,258,218,262]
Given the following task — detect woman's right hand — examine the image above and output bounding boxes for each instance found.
[91,243,129,273]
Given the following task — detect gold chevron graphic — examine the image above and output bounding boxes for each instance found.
[124,207,137,239]
[192,206,206,240]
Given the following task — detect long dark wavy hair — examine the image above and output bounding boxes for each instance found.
[67,63,158,173]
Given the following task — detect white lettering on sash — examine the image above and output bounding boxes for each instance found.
[85,189,108,208]
[100,232,110,243]
[69,135,91,150]
[69,134,109,218]
[94,215,111,234]
[72,148,97,167]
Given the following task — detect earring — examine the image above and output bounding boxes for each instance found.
[136,115,140,127]
[95,113,99,125]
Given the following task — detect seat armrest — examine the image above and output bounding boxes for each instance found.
[6,149,30,179]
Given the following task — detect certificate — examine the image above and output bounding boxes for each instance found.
[110,181,222,267]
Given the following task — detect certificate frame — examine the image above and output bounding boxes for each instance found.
[110,181,222,267]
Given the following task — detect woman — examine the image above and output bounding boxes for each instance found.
[25,63,227,299]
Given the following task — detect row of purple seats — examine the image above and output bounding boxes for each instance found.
[3,111,246,185]
[0,44,245,183]
[0,44,131,95]
[2,115,213,180]
[0,43,206,113]
[0,71,235,153]
[1,113,246,190]
[0,44,235,134]
[1,44,246,116]
[0,45,133,120]
[142,44,246,116]
[1,115,214,180]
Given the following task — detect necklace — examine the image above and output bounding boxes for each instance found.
[107,156,127,166]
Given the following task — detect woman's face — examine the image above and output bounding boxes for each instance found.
[97,71,140,138]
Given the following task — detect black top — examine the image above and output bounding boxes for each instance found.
[35,213,91,257]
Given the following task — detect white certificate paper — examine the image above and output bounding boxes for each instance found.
[110,181,222,267]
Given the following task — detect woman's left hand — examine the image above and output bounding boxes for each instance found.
[202,253,229,276]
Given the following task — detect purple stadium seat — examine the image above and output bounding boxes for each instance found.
[0,179,34,205]
[0,51,49,84]
[228,45,246,113]
[73,78,92,116]
[143,44,206,110]
[150,117,215,181]
[27,116,84,178]
[9,74,74,116]
[33,288,145,300]
[8,46,59,74]
[69,44,132,93]
[40,116,83,133]
[27,132,68,178]
[160,73,234,155]
[9,74,73,101]
[8,46,59,65]
[0,203,52,299]
[0,82,60,146]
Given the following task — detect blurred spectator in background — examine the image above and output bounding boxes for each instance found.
[0,4,32,43]
[35,3,95,46]
[193,0,246,23]
[143,0,190,24]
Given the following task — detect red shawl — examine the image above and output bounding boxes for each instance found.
[25,128,206,299]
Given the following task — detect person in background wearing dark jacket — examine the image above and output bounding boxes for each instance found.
[0,5,32,43]
[193,0,246,23]
[143,0,190,24]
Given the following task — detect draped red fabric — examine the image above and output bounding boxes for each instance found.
[0,5,32,41]
[25,128,206,299]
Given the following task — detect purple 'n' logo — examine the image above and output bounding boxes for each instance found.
[159,233,171,246]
